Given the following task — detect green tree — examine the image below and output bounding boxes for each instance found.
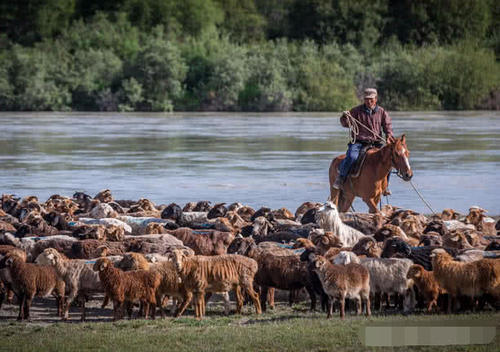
[0,0,76,44]
[215,0,266,42]
[130,27,187,111]
[385,0,491,45]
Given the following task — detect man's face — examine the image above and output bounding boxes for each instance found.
[364,97,377,109]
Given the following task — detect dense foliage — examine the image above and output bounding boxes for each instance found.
[0,0,498,111]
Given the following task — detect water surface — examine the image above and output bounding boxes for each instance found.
[1,111,498,214]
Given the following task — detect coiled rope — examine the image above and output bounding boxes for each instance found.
[341,110,436,215]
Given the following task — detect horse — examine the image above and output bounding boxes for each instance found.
[328,135,413,213]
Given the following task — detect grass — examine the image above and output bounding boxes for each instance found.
[0,304,498,352]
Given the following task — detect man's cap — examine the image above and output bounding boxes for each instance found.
[364,88,377,99]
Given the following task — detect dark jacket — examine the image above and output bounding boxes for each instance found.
[340,104,393,143]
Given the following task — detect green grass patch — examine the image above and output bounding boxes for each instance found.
[0,307,498,352]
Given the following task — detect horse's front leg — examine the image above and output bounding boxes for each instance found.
[339,191,355,212]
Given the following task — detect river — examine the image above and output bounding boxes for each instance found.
[1,111,498,214]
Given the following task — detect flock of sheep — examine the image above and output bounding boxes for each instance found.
[0,190,499,321]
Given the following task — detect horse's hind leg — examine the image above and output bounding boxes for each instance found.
[364,197,379,213]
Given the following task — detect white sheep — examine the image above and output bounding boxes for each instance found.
[315,201,369,247]
[360,257,415,312]
[35,248,104,321]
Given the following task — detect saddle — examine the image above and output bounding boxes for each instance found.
[338,144,378,179]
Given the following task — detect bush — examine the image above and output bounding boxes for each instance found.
[179,31,248,111]
[290,40,358,111]
[371,42,499,110]
[7,43,72,111]
[129,27,187,111]
[239,40,293,111]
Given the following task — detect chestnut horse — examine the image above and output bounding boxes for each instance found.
[329,135,413,213]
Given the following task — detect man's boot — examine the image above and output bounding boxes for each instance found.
[332,175,345,190]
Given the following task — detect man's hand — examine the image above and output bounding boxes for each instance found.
[341,110,349,118]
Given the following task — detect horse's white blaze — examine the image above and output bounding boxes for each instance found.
[399,147,411,171]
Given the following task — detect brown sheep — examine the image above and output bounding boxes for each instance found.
[302,251,371,319]
[71,239,126,259]
[232,237,319,312]
[270,207,295,220]
[235,206,255,222]
[116,252,191,318]
[0,253,65,320]
[400,216,424,240]
[167,228,234,256]
[171,249,262,319]
[430,248,500,313]
[93,257,160,320]
[145,222,167,235]
[94,189,113,203]
[308,229,342,254]
[441,208,460,221]
[465,207,496,236]
[406,264,445,312]
[442,230,474,250]
[294,202,321,222]
[35,248,105,321]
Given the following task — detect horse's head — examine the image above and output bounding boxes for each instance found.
[389,134,413,181]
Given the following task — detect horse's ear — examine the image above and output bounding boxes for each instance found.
[401,134,406,143]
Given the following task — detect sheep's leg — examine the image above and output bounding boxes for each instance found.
[80,295,87,322]
[63,288,79,321]
[261,286,270,312]
[143,301,150,319]
[339,293,346,320]
[234,287,243,314]
[327,296,334,318]
[17,293,26,321]
[305,286,317,311]
[175,292,192,318]
[126,302,134,319]
[267,287,275,309]
[113,300,123,321]
[193,292,203,319]
[243,283,262,315]
[447,295,453,314]
[101,294,110,309]
[363,292,371,317]
[356,297,362,315]
[24,294,33,321]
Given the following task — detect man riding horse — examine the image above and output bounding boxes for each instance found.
[332,88,395,193]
